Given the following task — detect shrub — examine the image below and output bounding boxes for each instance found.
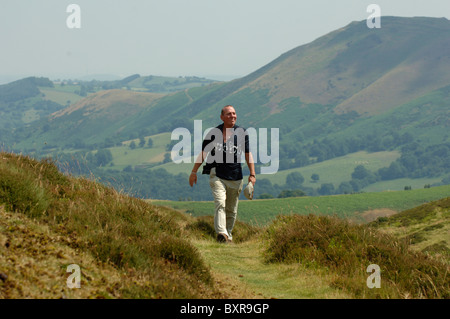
[0,165,51,218]
[154,235,212,284]
[264,214,450,298]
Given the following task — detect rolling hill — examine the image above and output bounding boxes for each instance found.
[46,89,164,146]
[1,74,217,149]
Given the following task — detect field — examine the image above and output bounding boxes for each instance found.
[40,85,86,106]
[150,184,450,225]
[259,150,401,187]
[107,133,171,170]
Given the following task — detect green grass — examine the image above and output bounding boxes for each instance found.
[188,217,350,298]
[40,86,86,105]
[188,207,450,299]
[105,133,171,170]
[193,239,351,299]
[261,150,400,187]
[21,109,40,123]
[151,184,450,225]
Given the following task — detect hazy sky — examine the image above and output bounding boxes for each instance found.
[1,0,449,83]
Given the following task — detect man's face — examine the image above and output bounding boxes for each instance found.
[221,106,237,127]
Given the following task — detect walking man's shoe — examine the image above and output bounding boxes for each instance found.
[217,233,228,243]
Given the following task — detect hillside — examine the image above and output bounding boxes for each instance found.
[0,77,65,145]
[46,89,164,146]
[0,152,225,298]
[1,152,449,299]
[248,17,450,116]
[372,197,450,257]
[0,204,131,298]
[0,74,216,149]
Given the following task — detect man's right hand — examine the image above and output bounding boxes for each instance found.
[189,172,197,187]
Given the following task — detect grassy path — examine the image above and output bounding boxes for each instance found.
[193,238,351,299]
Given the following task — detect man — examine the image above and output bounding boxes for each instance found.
[189,105,256,243]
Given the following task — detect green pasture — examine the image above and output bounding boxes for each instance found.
[150,185,450,225]
[104,133,171,170]
[40,86,86,105]
[260,151,400,187]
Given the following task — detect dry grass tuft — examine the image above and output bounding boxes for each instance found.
[263,214,450,298]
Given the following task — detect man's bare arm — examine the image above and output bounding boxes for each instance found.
[245,152,256,185]
[189,151,207,187]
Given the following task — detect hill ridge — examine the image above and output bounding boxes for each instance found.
[50,89,163,120]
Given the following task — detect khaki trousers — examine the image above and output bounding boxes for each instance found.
[209,168,243,240]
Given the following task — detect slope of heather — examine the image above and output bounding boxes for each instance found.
[0,152,223,298]
[372,196,450,257]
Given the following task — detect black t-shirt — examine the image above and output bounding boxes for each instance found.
[202,124,250,181]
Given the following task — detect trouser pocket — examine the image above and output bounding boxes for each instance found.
[209,167,216,179]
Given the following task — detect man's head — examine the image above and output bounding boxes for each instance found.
[220,105,237,128]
